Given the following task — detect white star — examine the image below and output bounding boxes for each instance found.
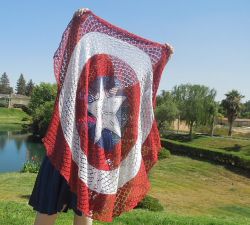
[88,78,126,143]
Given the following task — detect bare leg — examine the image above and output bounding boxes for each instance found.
[33,212,58,225]
[73,213,93,225]
[33,204,67,225]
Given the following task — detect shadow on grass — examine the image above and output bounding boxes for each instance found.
[19,194,31,200]
[163,133,204,142]
[222,144,242,152]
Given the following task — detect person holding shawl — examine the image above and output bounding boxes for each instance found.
[28,8,174,225]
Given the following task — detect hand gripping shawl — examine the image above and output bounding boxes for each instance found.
[42,9,173,222]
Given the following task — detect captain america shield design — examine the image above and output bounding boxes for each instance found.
[40,9,173,222]
[58,31,155,194]
[74,53,141,173]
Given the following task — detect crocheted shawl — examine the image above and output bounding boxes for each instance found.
[42,9,173,222]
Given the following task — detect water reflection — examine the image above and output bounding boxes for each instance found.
[0,129,45,172]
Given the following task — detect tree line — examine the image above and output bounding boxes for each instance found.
[0,72,35,96]
[155,84,250,139]
[6,80,250,140]
[25,82,250,139]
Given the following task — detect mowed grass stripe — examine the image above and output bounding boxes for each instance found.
[1,155,250,224]
[0,107,30,124]
[149,156,250,219]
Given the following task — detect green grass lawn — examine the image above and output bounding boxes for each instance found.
[189,136,250,158]
[1,156,250,225]
[0,107,31,125]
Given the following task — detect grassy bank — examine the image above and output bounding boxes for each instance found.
[0,107,30,125]
[149,156,250,218]
[1,156,250,224]
[2,202,250,225]
[184,135,250,157]
[166,134,250,160]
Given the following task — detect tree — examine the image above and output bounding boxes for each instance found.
[28,82,57,114]
[31,101,55,137]
[25,79,35,96]
[205,100,219,136]
[0,72,12,94]
[15,73,26,95]
[241,100,250,119]
[172,84,217,139]
[155,90,179,134]
[221,90,244,136]
[28,82,58,137]
[171,84,189,134]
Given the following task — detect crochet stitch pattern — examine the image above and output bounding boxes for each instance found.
[42,8,173,222]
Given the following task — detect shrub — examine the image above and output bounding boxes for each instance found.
[158,147,171,160]
[31,100,54,138]
[21,116,31,122]
[20,156,41,173]
[12,103,24,108]
[21,105,32,115]
[161,138,250,173]
[0,102,8,107]
[136,195,164,212]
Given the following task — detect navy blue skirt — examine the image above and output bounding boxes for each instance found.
[28,155,83,216]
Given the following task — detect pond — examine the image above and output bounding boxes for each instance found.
[0,127,45,172]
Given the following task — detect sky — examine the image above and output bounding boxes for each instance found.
[0,0,249,102]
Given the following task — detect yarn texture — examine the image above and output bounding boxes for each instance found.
[42,9,173,222]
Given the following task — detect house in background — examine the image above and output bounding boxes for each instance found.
[0,94,30,108]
